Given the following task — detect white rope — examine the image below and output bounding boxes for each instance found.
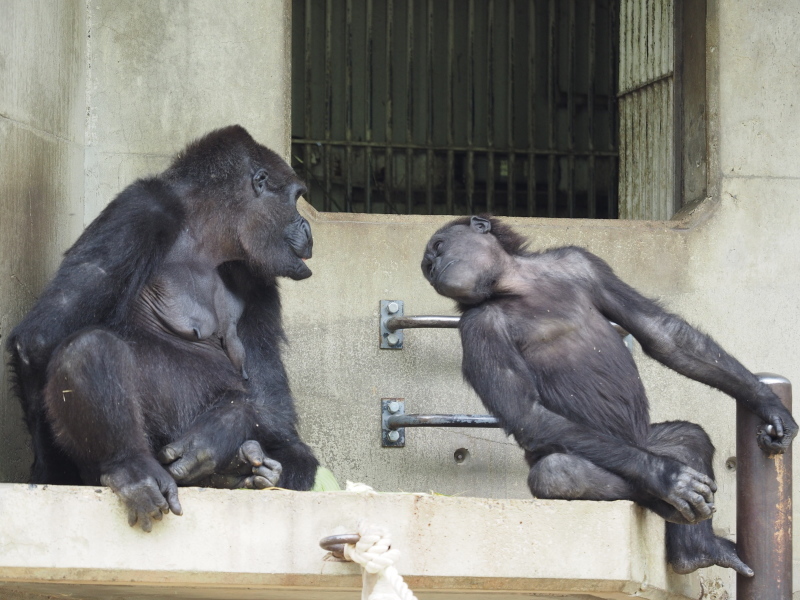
[342,523,418,600]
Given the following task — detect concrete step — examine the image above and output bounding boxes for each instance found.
[0,483,716,599]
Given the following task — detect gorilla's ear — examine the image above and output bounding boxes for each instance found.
[252,169,269,195]
[470,216,492,234]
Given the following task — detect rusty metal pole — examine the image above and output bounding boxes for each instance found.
[737,373,792,600]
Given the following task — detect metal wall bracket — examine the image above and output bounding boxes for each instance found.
[380,300,404,349]
[382,397,502,448]
[381,398,406,447]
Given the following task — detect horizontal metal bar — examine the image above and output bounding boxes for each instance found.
[292,139,619,157]
[617,70,674,98]
[386,413,501,430]
[387,314,630,338]
[385,315,460,331]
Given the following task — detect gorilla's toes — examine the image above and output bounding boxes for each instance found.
[670,537,753,577]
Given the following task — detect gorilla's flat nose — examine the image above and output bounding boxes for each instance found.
[287,216,313,259]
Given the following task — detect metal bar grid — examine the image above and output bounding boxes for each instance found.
[405,0,415,214]
[323,0,333,212]
[546,0,556,217]
[506,0,516,216]
[446,0,455,215]
[466,0,476,215]
[426,0,435,214]
[292,0,620,219]
[365,0,374,213]
[294,139,618,156]
[385,0,394,214]
[526,0,536,217]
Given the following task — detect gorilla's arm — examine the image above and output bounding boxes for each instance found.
[158,266,319,490]
[578,249,797,454]
[8,178,185,372]
[459,310,716,524]
[7,179,184,484]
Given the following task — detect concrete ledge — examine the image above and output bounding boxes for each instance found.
[0,483,703,599]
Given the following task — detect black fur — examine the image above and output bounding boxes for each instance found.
[7,125,319,530]
[421,215,798,577]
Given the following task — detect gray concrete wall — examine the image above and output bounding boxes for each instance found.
[83,0,293,222]
[281,1,800,594]
[1,0,798,597]
[0,0,87,482]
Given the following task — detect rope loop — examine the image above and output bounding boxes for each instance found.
[344,525,401,574]
[322,522,418,600]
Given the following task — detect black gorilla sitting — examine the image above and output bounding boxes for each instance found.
[421,215,797,576]
[7,126,319,531]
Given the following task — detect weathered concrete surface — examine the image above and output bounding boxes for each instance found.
[0,483,698,599]
[0,0,87,483]
[281,3,800,596]
[1,0,798,598]
[83,0,293,222]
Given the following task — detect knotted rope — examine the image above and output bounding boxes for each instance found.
[322,523,418,600]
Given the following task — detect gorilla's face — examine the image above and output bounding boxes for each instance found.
[421,216,505,305]
[237,149,313,281]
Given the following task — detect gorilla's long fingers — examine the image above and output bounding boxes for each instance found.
[671,498,695,524]
[687,492,713,520]
[252,460,282,487]
[162,450,215,484]
[127,506,139,528]
[689,478,715,504]
[238,440,266,466]
[161,479,183,516]
[692,469,717,494]
[770,417,785,439]
[157,442,184,465]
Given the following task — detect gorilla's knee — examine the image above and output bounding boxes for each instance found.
[47,329,137,405]
[52,329,134,376]
[528,454,574,498]
[528,453,632,501]
[649,420,715,471]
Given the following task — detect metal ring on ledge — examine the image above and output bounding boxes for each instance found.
[319,533,361,559]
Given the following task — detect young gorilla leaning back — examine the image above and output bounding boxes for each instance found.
[421,215,797,576]
[7,125,319,531]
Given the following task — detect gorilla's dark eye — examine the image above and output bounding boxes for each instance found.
[433,240,443,253]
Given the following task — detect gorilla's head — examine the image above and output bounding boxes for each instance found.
[170,125,313,281]
[422,215,528,305]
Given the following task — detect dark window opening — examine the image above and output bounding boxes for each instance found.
[291,0,620,218]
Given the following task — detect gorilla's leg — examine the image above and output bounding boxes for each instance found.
[44,328,181,531]
[527,452,634,500]
[264,439,319,490]
[648,421,752,577]
[526,421,752,577]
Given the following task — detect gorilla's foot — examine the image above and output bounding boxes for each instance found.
[199,440,283,490]
[670,535,753,577]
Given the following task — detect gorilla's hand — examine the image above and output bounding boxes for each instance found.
[757,410,798,456]
[101,454,182,532]
[197,440,283,489]
[661,463,716,524]
[157,430,228,485]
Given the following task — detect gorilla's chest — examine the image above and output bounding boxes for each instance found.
[137,268,219,340]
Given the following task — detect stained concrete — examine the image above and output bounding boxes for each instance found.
[0,483,700,600]
[1,0,798,598]
[82,0,293,223]
[0,0,87,484]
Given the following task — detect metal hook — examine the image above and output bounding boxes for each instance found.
[319,533,361,559]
